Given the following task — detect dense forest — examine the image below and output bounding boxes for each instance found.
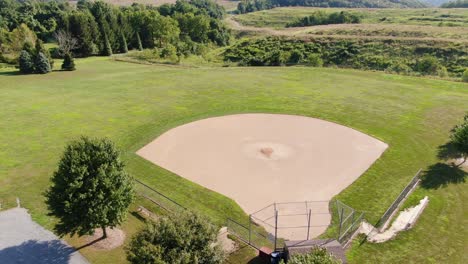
[0,0,230,66]
[441,0,468,7]
[224,37,467,77]
[237,0,428,14]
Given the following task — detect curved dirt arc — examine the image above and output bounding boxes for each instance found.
[137,113,388,240]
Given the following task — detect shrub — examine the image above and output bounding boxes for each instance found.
[462,69,468,82]
[35,52,51,74]
[281,247,341,264]
[267,50,290,66]
[386,61,412,75]
[61,53,76,71]
[289,50,304,64]
[126,211,224,264]
[130,49,160,62]
[437,66,448,78]
[415,55,442,75]
[287,11,361,27]
[18,50,34,74]
[160,44,178,62]
[306,54,323,67]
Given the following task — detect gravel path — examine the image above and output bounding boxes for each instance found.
[0,208,89,264]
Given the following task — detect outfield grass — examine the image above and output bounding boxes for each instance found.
[234,7,468,28]
[0,57,467,263]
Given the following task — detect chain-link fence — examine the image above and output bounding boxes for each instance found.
[377,169,422,231]
[226,200,363,251]
[134,179,186,214]
[226,218,275,250]
[336,200,364,244]
[251,201,330,247]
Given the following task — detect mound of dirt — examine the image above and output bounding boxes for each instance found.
[260,147,274,158]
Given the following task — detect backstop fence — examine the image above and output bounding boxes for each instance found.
[226,200,363,251]
[336,200,365,244]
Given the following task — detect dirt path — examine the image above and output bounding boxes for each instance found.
[0,208,89,264]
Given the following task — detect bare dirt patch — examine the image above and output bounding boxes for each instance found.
[84,228,125,250]
[137,114,387,239]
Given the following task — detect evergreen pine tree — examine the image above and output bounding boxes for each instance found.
[136,32,143,51]
[35,39,54,68]
[120,32,128,53]
[61,53,76,71]
[19,50,34,74]
[103,33,113,56]
[35,52,51,74]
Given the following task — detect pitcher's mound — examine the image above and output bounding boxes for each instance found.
[85,228,125,250]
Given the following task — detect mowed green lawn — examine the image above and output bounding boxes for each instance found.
[0,57,467,263]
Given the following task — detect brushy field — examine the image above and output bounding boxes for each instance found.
[0,57,467,263]
[233,7,468,28]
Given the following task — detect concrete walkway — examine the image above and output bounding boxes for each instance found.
[0,208,89,264]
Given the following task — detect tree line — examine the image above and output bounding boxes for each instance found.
[286,11,361,27]
[236,0,427,14]
[0,0,231,72]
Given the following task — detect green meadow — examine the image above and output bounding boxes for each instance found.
[0,58,467,263]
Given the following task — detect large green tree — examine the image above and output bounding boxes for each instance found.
[45,136,134,238]
[450,113,468,166]
[67,10,99,57]
[126,212,224,264]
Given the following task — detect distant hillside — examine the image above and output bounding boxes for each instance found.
[422,0,452,6]
[237,0,428,14]
[441,0,468,7]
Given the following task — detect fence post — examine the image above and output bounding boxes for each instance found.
[249,215,252,244]
[307,209,311,240]
[338,207,344,240]
[274,209,278,251]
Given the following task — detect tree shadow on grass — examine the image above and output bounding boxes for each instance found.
[0,239,76,264]
[420,162,467,190]
[75,236,105,251]
[437,142,463,162]
[0,71,20,76]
